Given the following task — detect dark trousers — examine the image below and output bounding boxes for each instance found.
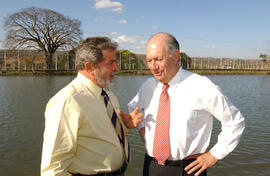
[143,154,207,176]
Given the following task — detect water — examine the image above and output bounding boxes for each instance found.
[0,74,270,176]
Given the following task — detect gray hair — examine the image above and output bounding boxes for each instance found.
[75,36,118,70]
[148,32,180,56]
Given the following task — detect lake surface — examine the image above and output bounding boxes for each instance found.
[0,74,270,176]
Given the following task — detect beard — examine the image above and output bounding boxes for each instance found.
[95,68,114,89]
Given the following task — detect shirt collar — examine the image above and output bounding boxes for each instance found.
[168,67,182,86]
[76,72,102,97]
[157,67,182,88]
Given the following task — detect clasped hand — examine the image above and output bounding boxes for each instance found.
[119,107,143,129]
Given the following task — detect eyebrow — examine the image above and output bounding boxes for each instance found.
[147,56,163,60]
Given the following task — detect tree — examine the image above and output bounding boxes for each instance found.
[179,52,191,69]
[259,54,268,61]
[4,7,82,70]
[116,49,137,70]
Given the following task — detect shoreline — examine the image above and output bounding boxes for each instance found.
[0,69,269,76]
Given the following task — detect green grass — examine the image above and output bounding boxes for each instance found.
[190,69,270,75]
[0,70,76,76]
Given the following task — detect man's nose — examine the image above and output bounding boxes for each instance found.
[150,61,158,70]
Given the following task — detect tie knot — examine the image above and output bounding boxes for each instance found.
[163,83,169,91]
[101,89,108,97]
[101,90,109,105]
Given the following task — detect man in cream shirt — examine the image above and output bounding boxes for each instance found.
[41,37,142,176]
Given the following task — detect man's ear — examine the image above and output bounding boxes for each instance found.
[84,61,95,72]
[173,49,180,63]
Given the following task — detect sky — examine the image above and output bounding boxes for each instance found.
[0,0,269,59]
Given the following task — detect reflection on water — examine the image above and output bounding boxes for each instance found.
[0,75,270,176]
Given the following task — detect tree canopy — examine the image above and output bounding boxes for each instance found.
[179,52,191,69]
[259,54,268,61]
[117,49,138,70]
[4,7,82,70]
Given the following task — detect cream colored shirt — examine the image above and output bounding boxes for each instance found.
[41,73,127,176]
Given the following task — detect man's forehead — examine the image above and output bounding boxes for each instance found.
[146,42,168,54]
[102,48,115,53]
[102,50,116,61]
[149,44,157,49]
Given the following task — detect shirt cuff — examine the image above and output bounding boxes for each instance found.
[209,144,228,160]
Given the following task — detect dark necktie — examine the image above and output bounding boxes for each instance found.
[153,83,170,164]
[101,90,130,164]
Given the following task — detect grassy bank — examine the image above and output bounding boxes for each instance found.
[0,70,77,76]
[0,69,269,76]
[190,69,270,75]
[0,70,152,76]
[117,69,270,75]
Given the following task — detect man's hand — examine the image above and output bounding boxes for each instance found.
[118,107,143,129]
[184,151,218,176]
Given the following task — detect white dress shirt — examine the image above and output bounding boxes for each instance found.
[128,68,245,160]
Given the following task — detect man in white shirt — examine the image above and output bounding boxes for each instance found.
[128,33,245,176]
[41,37,142,176]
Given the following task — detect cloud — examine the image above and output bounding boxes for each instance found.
[140,40,147,45]
[203,44,218,50]
[94,0,123,13]
[113,35,143,44]
[133,45,145,50]
[200,39,218,50]
[112,35,146,53]
[116,19,127,24]
[152,26,161,30]
[94,17,104,23]
[113,35,136,44]
[110,32,118,35]
[132,41,147,50]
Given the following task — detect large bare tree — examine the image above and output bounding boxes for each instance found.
[4,7,82,70]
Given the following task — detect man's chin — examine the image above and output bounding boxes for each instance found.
[96,77,113,89]
[153,74,164,81]
[110,75,114,82]
[103,81,113,89]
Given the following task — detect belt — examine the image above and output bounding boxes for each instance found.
[71,163,127,176]
[146,154,195,167]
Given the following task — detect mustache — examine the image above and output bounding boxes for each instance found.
[110,72,116,77]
